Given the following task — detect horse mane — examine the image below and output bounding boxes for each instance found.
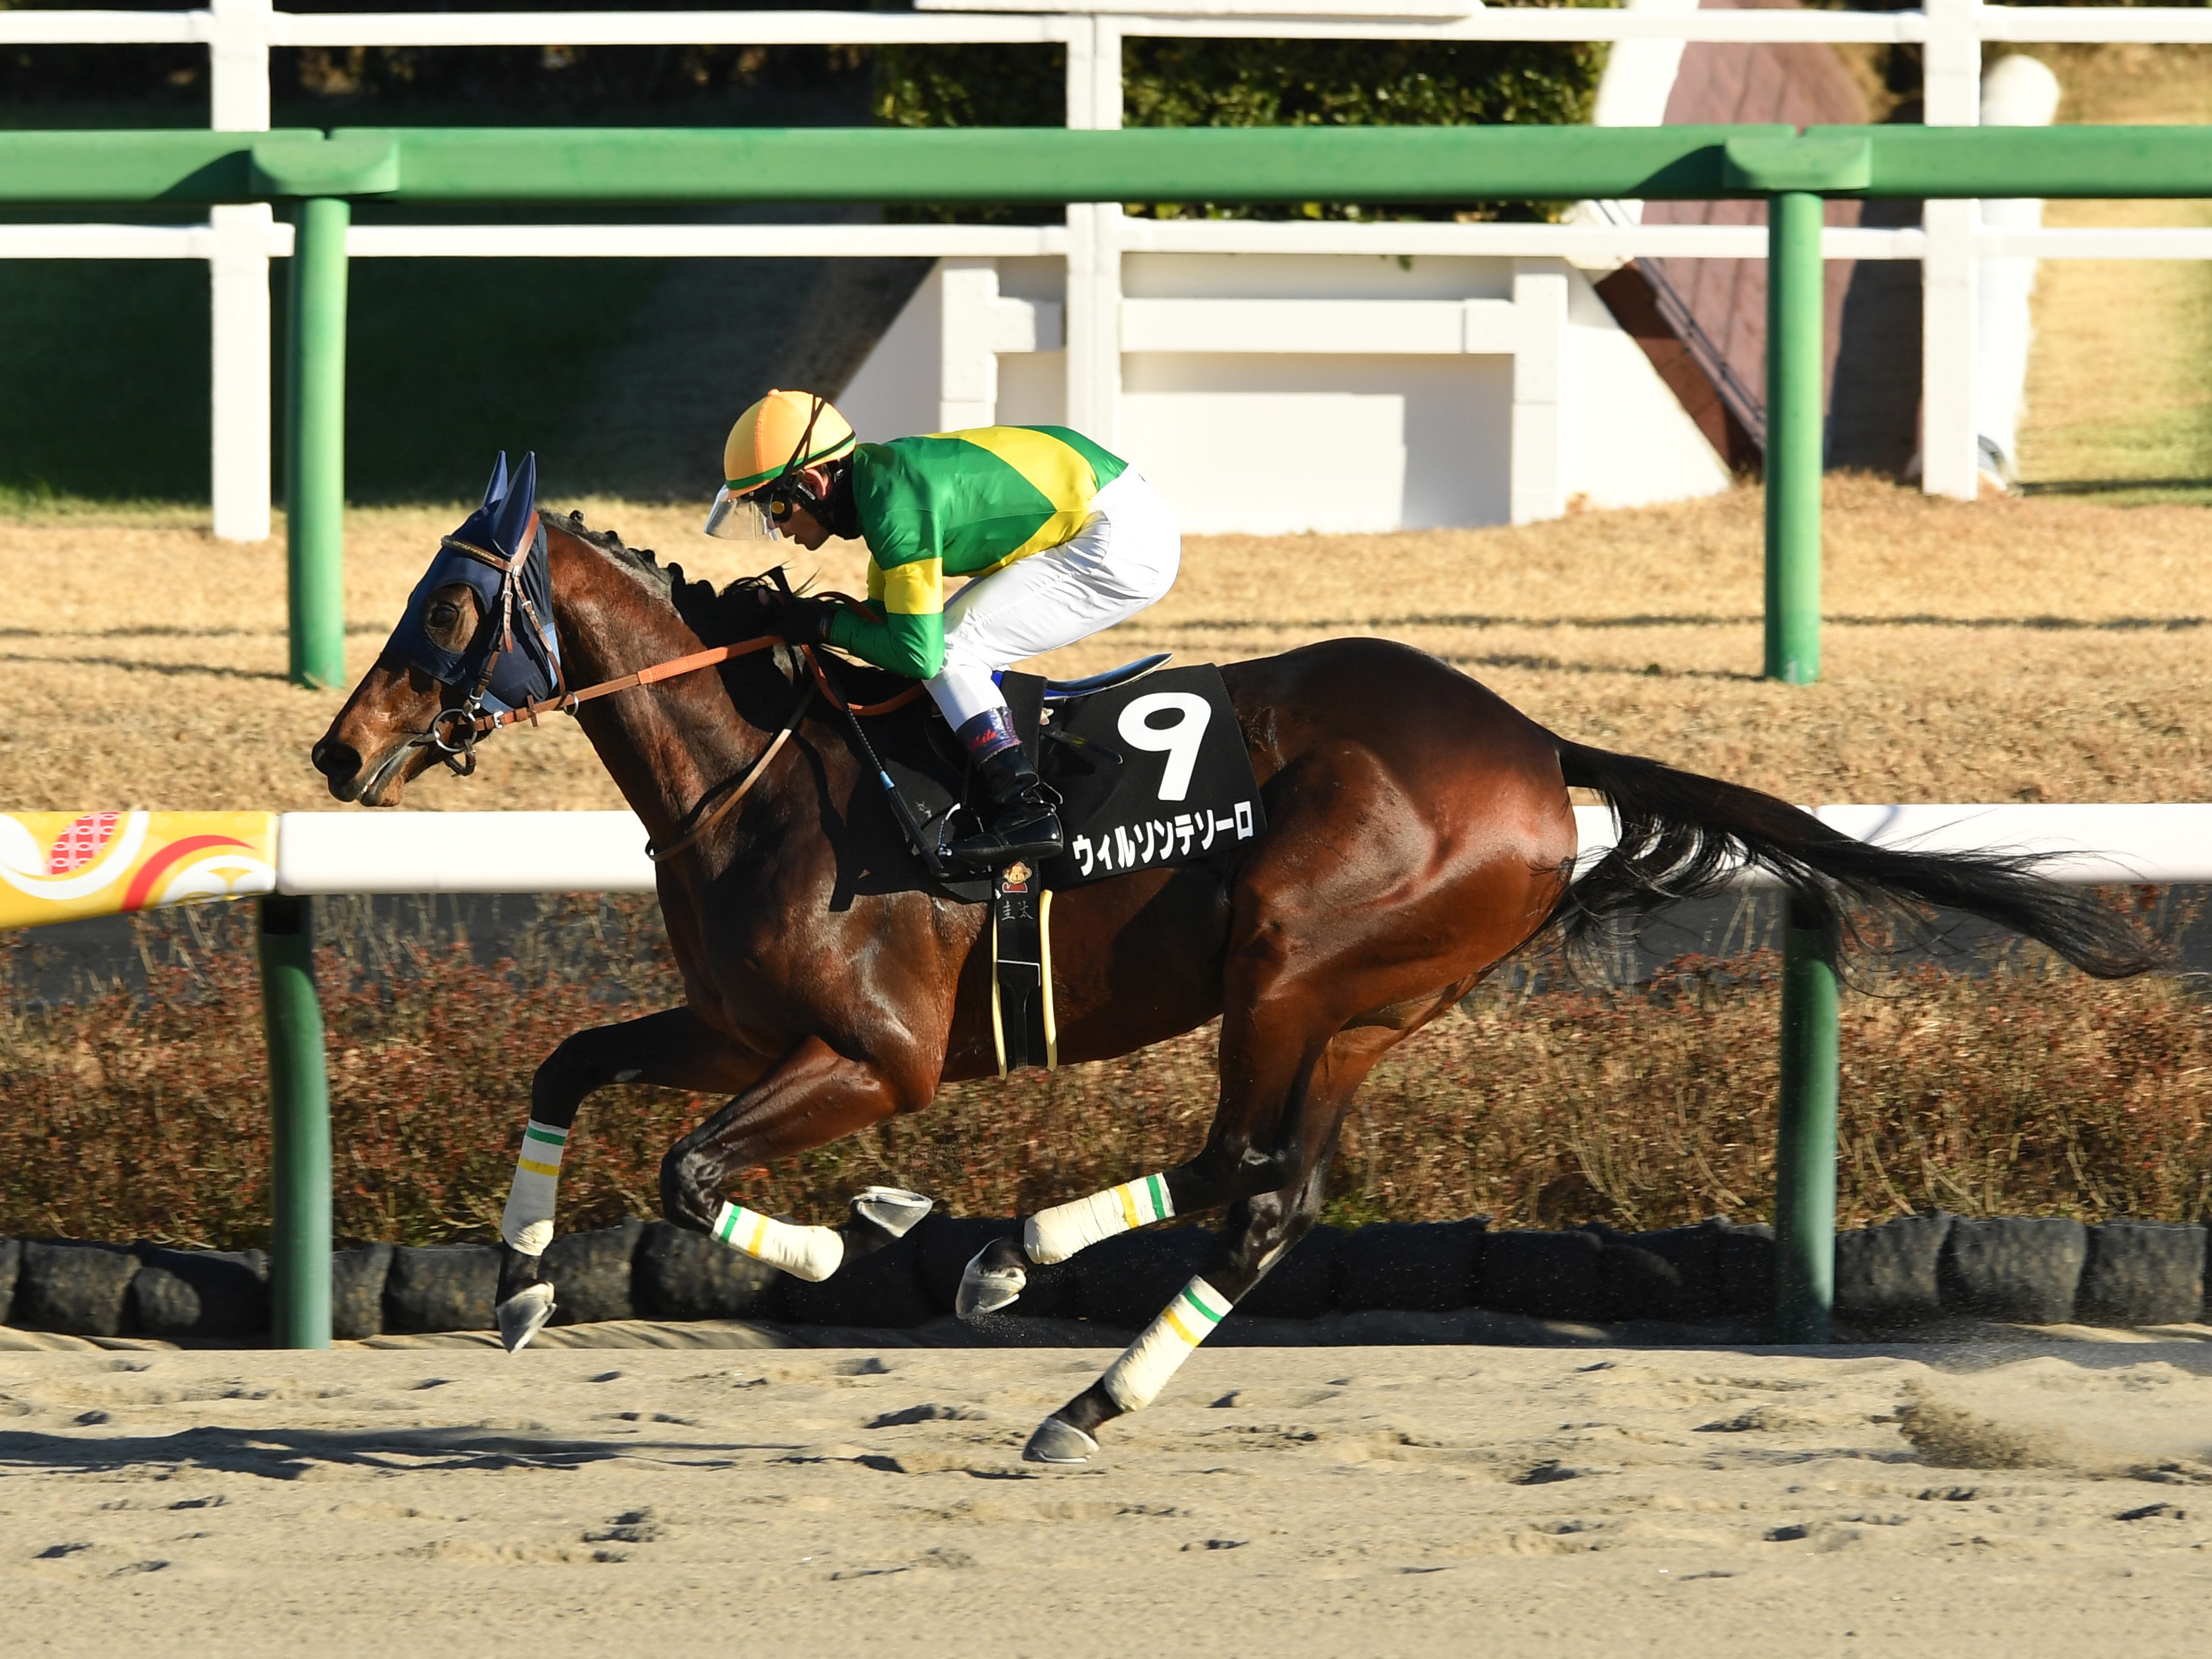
[547,509,917,705]
[547,507,733,636]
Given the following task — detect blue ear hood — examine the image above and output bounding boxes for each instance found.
[386,451,563,713]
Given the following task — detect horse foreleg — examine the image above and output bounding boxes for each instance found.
[658,1033,934,1285]
[495,1006,764,1350]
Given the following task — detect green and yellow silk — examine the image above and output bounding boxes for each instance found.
[824,425,1128,679]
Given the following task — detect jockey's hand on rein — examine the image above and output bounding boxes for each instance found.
[775,593,835,647]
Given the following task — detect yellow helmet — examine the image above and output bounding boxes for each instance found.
[705,389,856,539]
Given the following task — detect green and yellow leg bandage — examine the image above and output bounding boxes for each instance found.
[711,1201,845,1283]
[1100,1276,1233,1412]
[1023,1173,1175,1265]
[500,1119,570,1256]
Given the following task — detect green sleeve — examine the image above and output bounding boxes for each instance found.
[823,443,946,679]
[824,601,944,681]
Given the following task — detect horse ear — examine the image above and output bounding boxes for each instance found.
[492,451,538,555]
[481,451,510,510]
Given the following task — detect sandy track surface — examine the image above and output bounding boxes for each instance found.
[0,1340,2207,1657]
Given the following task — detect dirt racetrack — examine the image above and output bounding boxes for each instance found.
[0,1335,2207,1657]
[4,475,2211,812]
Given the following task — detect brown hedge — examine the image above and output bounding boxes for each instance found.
[1,896,2205,1250]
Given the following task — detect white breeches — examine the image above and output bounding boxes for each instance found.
[926,466,1181,729]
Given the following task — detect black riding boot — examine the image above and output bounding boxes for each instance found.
[948,746,1064,870]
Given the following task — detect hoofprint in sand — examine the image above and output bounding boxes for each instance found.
[0,1337,2205,1657]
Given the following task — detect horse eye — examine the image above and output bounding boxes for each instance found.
[428,601,459,628]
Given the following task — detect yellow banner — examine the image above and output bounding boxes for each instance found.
[0,812,278,931]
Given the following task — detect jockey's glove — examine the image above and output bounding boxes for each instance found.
[775,593,835,647]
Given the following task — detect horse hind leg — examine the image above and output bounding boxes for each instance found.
[954,1020,1336,1318]
[1023,1143,1339,1465]
[1021,1015,1414,1464]
[956,1170,1179,1318]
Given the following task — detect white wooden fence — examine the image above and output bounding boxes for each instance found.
[5,0,2212,539]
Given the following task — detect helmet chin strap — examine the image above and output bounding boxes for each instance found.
[760,395,832,532]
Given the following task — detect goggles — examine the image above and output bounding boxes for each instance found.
[704,483,779,541]
[704,393,833,541]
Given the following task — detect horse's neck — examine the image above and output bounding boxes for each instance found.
[545,532,777,839]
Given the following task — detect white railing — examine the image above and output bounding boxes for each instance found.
[255,802,2212,895]
[6,0,2211,539]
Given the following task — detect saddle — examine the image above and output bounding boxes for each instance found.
[865,653,1169,906]
[844,653,1269,1078]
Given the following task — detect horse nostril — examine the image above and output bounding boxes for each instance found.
[312,738,360,782]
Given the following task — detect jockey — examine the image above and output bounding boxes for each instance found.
[706,389,1182,870]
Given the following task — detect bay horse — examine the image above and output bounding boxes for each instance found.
[312,499,2155,1464]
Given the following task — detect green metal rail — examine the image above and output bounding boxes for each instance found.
[7,124,2212,205]
[258,896,332,1349]
[7,120,2201,1345]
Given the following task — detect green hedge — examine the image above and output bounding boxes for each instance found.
[874,3,1607,222]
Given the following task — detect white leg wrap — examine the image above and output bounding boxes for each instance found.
[712,1201,846,1283]
[499,1119,569,1256]
[1023,1173,1174,1265]
[1100,1275,1231,1413]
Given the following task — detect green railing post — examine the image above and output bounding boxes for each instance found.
[1763,188,1825,684]
[258,895,332,1350]
[285,195,350,690]
[1773,894,1839,1342]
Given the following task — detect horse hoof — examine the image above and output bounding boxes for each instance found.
[956,1243,1027,1319]
[496,1283,556,1354]
[1022,1416,1098,1466]
[852,1185,933,1239]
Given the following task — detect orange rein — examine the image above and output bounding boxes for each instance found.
[482,635,926,732]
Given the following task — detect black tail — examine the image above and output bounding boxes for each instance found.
[1544,741,2161,980]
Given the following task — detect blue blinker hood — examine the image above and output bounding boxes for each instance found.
[388,451,563,714]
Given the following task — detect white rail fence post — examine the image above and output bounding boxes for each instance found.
[1919,0,1982,501]
[1062,13,1124,445]
[209,0,275,541]
[209,205,276,543]
[939,259,1002,429]
[1974,55,2061,487]
[1508,259,1569,526]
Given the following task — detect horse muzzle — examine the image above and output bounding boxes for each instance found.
[313,731,430,806]
[310,735,366,802]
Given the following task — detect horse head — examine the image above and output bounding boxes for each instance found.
[312,452,562,805]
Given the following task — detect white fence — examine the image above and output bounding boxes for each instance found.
[7,0,2212,538]
[262,802,2212,895]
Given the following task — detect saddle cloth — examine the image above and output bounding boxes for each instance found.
[858,659,1267,906]
[839,658,1266,1075]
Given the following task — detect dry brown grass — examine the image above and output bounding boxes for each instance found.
[5,475,2208,812]
[5,901,2205,1248]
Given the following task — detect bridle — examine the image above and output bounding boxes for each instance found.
[414,513,558,779]
[381,549,924,863]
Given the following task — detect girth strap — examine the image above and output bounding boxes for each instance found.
[645,679,818,864]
